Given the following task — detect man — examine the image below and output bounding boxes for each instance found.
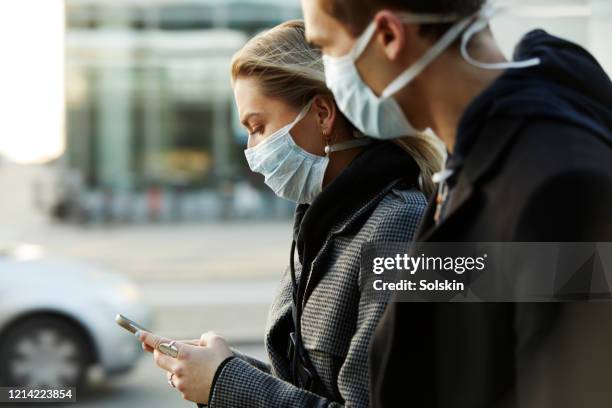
[302,0,612,407]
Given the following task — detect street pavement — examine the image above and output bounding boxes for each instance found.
[9,221,292,282]
[141,279,278,341]
[60,343,267,408]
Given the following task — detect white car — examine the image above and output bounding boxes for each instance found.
[0,244,152,387]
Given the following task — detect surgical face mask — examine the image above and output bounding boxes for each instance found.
[244,100,372,204]
[322,3,540,140]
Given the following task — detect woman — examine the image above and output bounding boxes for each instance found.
[137,20,443,407]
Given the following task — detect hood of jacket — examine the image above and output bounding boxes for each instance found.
[453,29,612,166]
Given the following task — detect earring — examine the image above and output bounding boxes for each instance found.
[322,128,332,156]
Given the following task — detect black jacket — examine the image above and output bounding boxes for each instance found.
[370,30,612,408]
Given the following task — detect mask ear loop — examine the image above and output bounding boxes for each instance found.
[325,137,374,156]
[460,4,541,70]
[316,104,372,157]
[351,22,378,61]
[321,122,373,156]
[246,99,314,155]
[399,12,464,24]
[291,100,315,129]
[381,14,475,98]
[352,12,463,62]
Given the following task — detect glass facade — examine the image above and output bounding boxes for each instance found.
[63,0,612,224]
[64,0,301,223]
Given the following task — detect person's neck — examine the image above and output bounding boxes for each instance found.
[323,147,363,187]
[398,33,506,153]
[322,123,364,187]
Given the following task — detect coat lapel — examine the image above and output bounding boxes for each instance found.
[413,191,437,240]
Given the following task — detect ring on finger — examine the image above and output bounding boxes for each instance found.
[159,340,179,358]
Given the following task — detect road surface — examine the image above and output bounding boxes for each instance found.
[61,343,267,408]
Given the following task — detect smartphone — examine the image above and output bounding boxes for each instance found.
[115,314,148,334]
[116,314,179,357]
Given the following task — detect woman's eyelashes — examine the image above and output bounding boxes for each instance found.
[246,124,266,148]
[244,118,264,137]
[248,126,264,137]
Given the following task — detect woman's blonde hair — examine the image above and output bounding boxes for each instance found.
[230,20,445,196]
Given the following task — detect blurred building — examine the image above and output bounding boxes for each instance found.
[63,0,300,223]
[62,0,612,224]
[491,0,612,75]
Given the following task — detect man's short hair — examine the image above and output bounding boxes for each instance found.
[320,0,485,39]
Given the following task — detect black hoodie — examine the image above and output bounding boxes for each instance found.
[452,29,612,171]
[416,29,612,242]
[371,30,612,408]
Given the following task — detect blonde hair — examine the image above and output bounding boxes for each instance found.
[231,20,444,196]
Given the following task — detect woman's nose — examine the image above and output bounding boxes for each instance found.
[247,135,263,149]
[247,137,256,149]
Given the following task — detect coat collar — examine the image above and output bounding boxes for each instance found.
[417,117,526,241]
[293,141,420,265]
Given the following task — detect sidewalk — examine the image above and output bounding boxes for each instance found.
[10,221,292,282]
[141,280,278,341]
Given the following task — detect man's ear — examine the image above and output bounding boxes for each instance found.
[372,10,417,62]
[312,94,337,137]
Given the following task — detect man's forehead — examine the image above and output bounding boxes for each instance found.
[302,0,344,44]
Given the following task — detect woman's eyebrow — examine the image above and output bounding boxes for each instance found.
[240,112,261,126]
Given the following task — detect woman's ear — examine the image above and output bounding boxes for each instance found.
[312,94,337,139]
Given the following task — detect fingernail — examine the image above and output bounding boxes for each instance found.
[135,331,141,339]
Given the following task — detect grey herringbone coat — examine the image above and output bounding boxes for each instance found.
[207,143,427,408]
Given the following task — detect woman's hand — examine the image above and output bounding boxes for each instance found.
[137,331,233,404]
[141,338,200,353]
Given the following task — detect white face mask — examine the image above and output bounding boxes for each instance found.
[322,3,540,140]
[244,100,372,204]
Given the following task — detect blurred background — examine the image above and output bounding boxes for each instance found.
[0,0,610,406]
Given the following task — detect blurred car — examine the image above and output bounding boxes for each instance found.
[0,244,152,387]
